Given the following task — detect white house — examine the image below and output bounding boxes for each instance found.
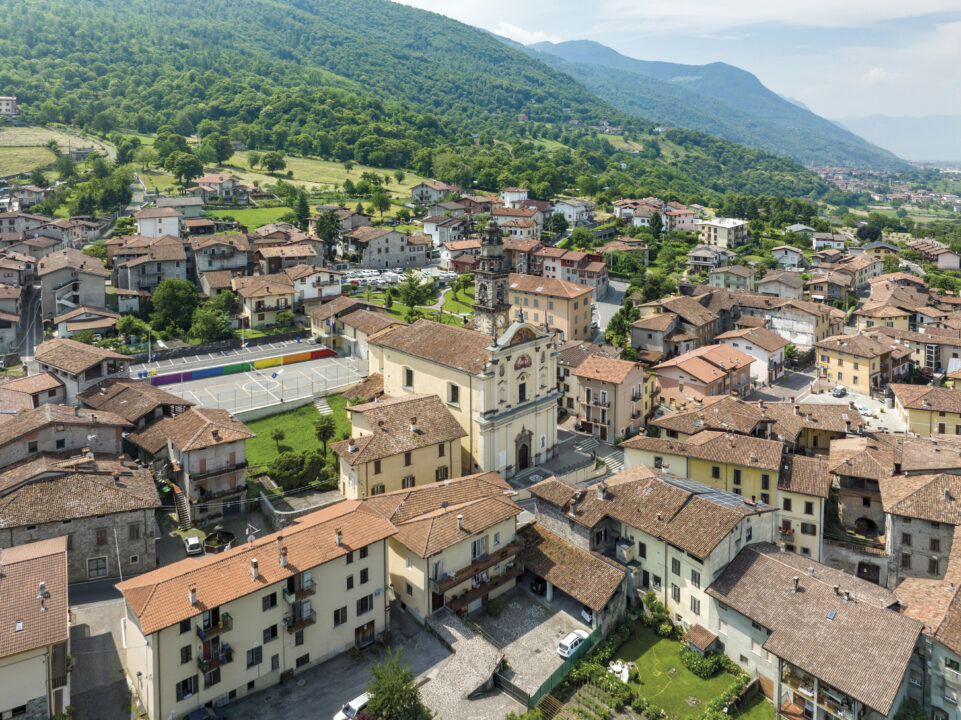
[284,264,342,309]
[553,198,595,227]
[715,327,788,385]
[422,216,468,247]
[696,218,750,248]
[134,207,182,239]
[500,187,529,209]
[771,245,805,269]
[813,232,846,251]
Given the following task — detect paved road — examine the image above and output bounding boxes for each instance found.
[594,278,627,338]
[128,338,313,376]
[14,284,42,361]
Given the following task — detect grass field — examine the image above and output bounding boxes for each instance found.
[244,394,351,470]
[600,133,643,152]
[138,169,178,192]
[208,205,292,228]
[615,627,734,718]
[222,152,428,197]
[731,694,775,720]
[0,146,56,176]
[442,286,475,314]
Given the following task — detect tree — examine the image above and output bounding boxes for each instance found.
[371,187,391,218]
[270,428,286,451]
[269,451,301,489]
[294,191,310,230]
[262,151,286,173]
[117,314,149,340]
[384,287,393,309]
[649,211,663,239]
[55,155,77,180]
[545,212,568,236]
[314,415,337,458]
[397,271,430,308]
[165,151,203,188]
[569,227,594,249]
[313,210,341,262]
[29,167,48,188]
[275,309,296,327]
[784,344,798,360]
[247,150,262,169]
[189,306,233,342]
[82,241,108,263]
[203,132,233,163]
[343,160,354,173]
[577,174,599,197]
[883,253,900,273]
[134,146,158,170]
[151,279,200,332]
[365,650,432,720]
[452,272,472,302]
[393,169,405,184]
[207,289,239,315]
[856,225,882,242]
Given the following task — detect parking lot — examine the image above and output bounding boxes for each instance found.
[158,354,366,413]
[802,386,907,433]
[473,583,593,697]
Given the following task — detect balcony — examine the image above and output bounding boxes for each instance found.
[191,461,248,482]
[253,302,289,312]
[284,581,316,604]
[583,396,611,408]
[780,527,795,540]
[446,564,524,613]
[197,645,233,673]
[196,612,232,641]
[944,665,961,689]
[283,609,317,633]
[429,541,522,594]
[190,483,246,504]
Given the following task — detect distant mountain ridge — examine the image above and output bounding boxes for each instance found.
[516,39,906,169]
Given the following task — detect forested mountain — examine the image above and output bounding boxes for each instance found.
[521,40,906,170]
[0,0,833,201]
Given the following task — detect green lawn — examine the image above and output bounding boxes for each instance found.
[208,205,292,229]
[0,146,56,175]
[615,627,734,718]
[442,286,475,315]
[731,693,775,720]
[138,169,178,192]
[244,394,351,470]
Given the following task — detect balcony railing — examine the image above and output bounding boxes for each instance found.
[284,581,316,604]
[197,646,233,673]
[944,666,961,689]
[190,484,246,504]
[429,541,522,594]
[583,397,611,408]
[283,610,317,633]
[446,564,523,613]
[780,527,794,540]
[191,461,248,482]
[196,612,232,641]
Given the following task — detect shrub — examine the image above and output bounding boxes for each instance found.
[656,620,675,638]
[678,645,727,679]
[486,597,505,617]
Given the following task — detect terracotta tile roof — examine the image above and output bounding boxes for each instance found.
[37,248,109,277]
[338,308,405,336]
[189,234,250,252]
[891,383,961,414]
[853,305,910,318]
[258,244,317,259]
[0,372,63,395]
[53,305,120,324]
[778,454,832,498]
[231,273,294,298]
[332,394,466,466]
[654,344,755,383]
[0,404,130,449]
[443,239,481,252]
[631,313,678,332]
[815,332,909,358]
[716,327,789,353]
[307,296,378,323]
[758,271,804,289]
[508,273,592,300]
[345,226,394,243]
[137,408,254,452]
[519,523,624,612]
[0,537,68,659]
[622,430,784,472]
[341,373,386,403]
[66,318,118,332]
[77,379,194,423]
[651,395,762,436]
[758,401,864,441]
[880,473,961,523]
[556,341,620,369]
[201,270,234,289]
[117,501,396,635]
[828,436,896,480]
[573,354,642,384]
[35,338,127,375]
[369,318,492,374]
[0,455,160,527]
[365,472,519,557]
[530,470,775,560]
[503,237,542,253]
[658,295,718,327]
[707,543,920,715]
[711,264,754,278]
[896,527,961,653]
[684,624,718,651]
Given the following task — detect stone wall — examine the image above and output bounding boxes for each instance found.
[531,497,591,551]
[821,539,888,588]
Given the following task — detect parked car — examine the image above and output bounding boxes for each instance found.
[184,535,203,556]
[333,692,371,720]
[854,404,871,416]
[581,606,594,625]
[530,578,546,595]
[557,629,589,658]
[832,385,847,398]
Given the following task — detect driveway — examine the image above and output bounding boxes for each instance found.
[473,584,592,697]
[228,607,451,720]
[750,370,816,402]
[595,279,628,335]
[802,389,906,433]
[70,592,135,720]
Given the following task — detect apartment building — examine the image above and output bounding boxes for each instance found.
[709,266,756,292]
[697,218,750,248]
[508,273,594,341]
[687,245,736,272]
[257,244,317,274]
[552,198,594,227]
[0,403,128,468]
[631,294,719,357]
[535,249,609,296]
[37,248,109,319]
[117,502,396,720]
[232,274,295,329]
[771,246,805,270]
[716,327,788,385]
[806,270,854,303]
[815,333,913,395]
[908,239,961,270]
[422,215,469,246]
[554,341,621,415]
[33,339,130,404]
[332,394,466,500]
[757,271,805,300]
[340,227,430,269]
[890,384,961,436]
[366,472,521,621]
[192,174,250,203]
[307,296,380,350]
[653,344,755,409]
[114,236,188,293]
[411,180,461,205]
[188,234,250,275]
[135,207,183,239]
[854,305,911,332]
[573,354,655,441]
[0,538,70,720]
[283,264,342,309]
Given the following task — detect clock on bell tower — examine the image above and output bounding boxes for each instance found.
[473,219,511,340]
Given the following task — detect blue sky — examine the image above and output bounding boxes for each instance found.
[396,1,961,118]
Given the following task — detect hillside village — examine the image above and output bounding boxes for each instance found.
[3,73,961,720]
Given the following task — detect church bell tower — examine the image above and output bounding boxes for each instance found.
[472,219,511,340]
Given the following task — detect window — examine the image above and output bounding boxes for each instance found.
[296,654,310,668]
[346,551,354,564]
[800,547,811,557]
[671,584,680,602]
[746,527,753,541]
[403,451,412,466]
[672,558,681,575]
[837,372,843,381]
[804,502,814,515]
[96,529,107,546]
[403,368,413,387]
[204,668,220,689]
[783,498,792,512]
[436,466,448,482]
[405,556,411,570]
[438,443,445,458]
[652,575,661,589]
[448,383,459,404]
[518,382,527,402]
[761,474,770,490]
[346,575,354,590]
[357,594,374,615]
[930,557,940,575]
[87,557,107,579]
[902,553,912,569]
[263,625,278,643]
[262,592,277,611]
[863,497,871,508]
[752,638,762,655]
[932,538,942,553]
[360,568,369,584]
[294,629,304,646]
[176,676,198,702]
[402,475,415,489]
[690,597,701,616]
[711,466,720,479]
[27,440,37,453]
[801,523,816,536]
[751,621,764,632]
[360,546,368,559]
[373,460,382,475]
[901,532,913,546]
[760,493,770,505]
[947,658,961,672]
[130,554,139,565]
[128,523,141,541]
[406,582,413,596]
[638,542,647,559]
[56,438,65,450]
[247,646,263,668]
[180,645,191,665]
[180,619,191,635]
[732,469,741,485]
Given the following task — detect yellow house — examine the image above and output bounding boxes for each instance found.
[891,383,961,436]
[621,431,828,560]
[117,502,395,720]
[366,472,521,621]
[854,305,911,332]
[815,332,913,395]
[0,537,70,720]
[368,319,559,478]
[508,272,595,342]
[331,394,466,499]
[232,274,295,329]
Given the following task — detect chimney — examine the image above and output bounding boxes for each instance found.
[410,417,417,434]
[844,590,851,603]
[211,428,219,439]
[280,548,288,568]
[597,481,607,500]
[834,584,841,596]
[250,558,259,580]
[656,511,662,521]
[348,438,357,452]
[946,489,953,502]
[189,587,197,605]
[335,529,342,546]
[792,576,800,593]
[457,514,464,531]
[794,405,800,416]
[808,567,815,577]
[100,386,107,395]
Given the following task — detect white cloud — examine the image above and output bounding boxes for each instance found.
[492,21,560,45]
